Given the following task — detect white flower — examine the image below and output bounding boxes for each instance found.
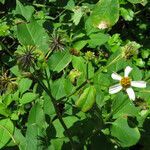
[109,66,146,101]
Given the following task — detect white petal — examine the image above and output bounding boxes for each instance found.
[131,81,146,88]
[109,84,122,94]
[126,87,135,101]
[124,66,133,77]
[111,73,122,81]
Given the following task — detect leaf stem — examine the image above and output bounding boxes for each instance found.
[34,73,76,149]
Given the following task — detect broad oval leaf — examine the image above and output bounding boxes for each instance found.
[17,20,49,53]
[111,117,140,147]
[0,119,14,149]
[75,86,96,112]
[86,0,119,30]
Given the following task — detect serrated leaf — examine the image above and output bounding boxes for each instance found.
[0,119,14,149]
[76,86,96,112]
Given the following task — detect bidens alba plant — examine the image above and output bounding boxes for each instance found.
[109,66,146,101]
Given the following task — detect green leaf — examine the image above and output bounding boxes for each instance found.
[20,92,38,104]
[25,102,46,150]
[18,78,32,94]
[10,65,21,76]
[53,116,79,138]
[111,117,140,147]
[72,56,94,85]
[88,32,109,48]
[127,0,147,5]
[72,7,83,25]
[0,103,11,117]
[73,40,88,51]
[120,8,134,21]
[43,92,55,116]
[48,50,72,72]
[65,0,75,10]
[0,0,5,4]
[87,0,119,29]
[15,0,34,21]
[51,78,74,100]
[13,128,26,150]
[75,86,96,112]
[0,119,14,149]
[112,93,139,118]
[51,78,67,100]
[17,20,49,53]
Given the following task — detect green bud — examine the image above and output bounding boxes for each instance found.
[85,51,95,60]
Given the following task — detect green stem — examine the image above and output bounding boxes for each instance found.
[58,79,89,102]
[86,61,89,80]
[34,74,75,150]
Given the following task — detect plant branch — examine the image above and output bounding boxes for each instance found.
[34,74,75,149]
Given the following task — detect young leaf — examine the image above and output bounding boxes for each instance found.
[18,78,32,94]
[20,92,38,104]
[75,86,96,112]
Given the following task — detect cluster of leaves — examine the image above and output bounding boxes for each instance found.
[0,0,150,149]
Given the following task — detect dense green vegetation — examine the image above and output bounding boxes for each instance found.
[0,0,150,149]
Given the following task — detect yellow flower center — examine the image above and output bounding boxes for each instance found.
[120,77,131,88]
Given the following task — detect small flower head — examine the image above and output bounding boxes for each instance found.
[85,51,95,60]
[109,66,146,101]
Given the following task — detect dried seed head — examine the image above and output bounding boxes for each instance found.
[0,71,17,94]
[122,41,140,59]
[49,31,66,52]
[16,45,36,71]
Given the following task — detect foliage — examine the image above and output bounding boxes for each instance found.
[0,0,150,149]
